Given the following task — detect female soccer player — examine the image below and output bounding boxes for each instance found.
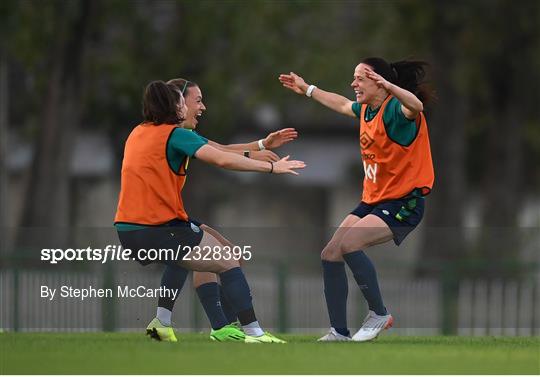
[115,80,305,343]
[150,78,298,342]
[279,57,434,341]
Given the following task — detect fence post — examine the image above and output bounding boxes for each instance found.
[102,264,116,331]
[276,262,288,333]
[441,263,459,335]
[532,281,538,336]
[13,268,19,332]
[191,288,202,332]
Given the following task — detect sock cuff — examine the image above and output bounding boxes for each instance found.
[195,282,219,299]
[322,260,346,275]
[342,250,366,264]
[219,266,243,282]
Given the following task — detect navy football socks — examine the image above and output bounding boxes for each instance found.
[343,250,387,316]
[322,260,350,337]
[196,282,229,330]
[218,285,238,324]
[219,267,257,325]
[158,264,188,311]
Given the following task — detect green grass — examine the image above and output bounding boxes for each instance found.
[1,333,538,374]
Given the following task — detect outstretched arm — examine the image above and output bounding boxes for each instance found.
[207,140,280,162]
[211,128,298,151]
[279,72,356,117]
[194,144,305,175]
[206,127,298,162]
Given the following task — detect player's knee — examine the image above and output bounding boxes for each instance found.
[339,236,367,254]
[214,258,240,273]
[321,244,341,262]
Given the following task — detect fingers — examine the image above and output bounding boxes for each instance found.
[278,128,298,138]
[289,160,306,168]
[279,73,302,84]
[365,68,383,82]
[278,74,294,83]
[285,160,306,175]
[286,161,306,169]
[273,158,306,175]
[267,150,279,162]
[252,150,279,162]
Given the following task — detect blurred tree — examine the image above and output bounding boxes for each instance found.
[467,0,540,276]
[387,0,539,332]
[3,0,538,252]
[14,0,95,238]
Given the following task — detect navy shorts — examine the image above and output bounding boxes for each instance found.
[350,196,425,245]
[117,219,204,266]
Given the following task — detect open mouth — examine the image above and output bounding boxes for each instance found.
[191,112,203,125]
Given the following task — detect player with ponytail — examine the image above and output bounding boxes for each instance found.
[279,57,434,341]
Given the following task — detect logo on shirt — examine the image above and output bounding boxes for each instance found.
[360,132,375,149]
[363,161,378,183]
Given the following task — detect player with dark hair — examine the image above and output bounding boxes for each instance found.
[148,77,298,342]
[115,80,305,343]
[279,57,434,341]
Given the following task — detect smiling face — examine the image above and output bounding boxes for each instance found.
[181,85,206,129]
[351,63,380,104]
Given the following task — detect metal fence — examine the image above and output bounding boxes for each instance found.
[1,268,538,335]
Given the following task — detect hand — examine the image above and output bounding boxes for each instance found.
[278,72,309,95]
[263,128,298,149]
[251,150,280,162]
[272,155,306,175]
[364,67,393,91]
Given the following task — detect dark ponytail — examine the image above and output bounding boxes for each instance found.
[361,57,434,104]
[142,80,183,125]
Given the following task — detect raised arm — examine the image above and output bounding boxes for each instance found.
[364,67,423,119]
[194,144,305,175]
[279,72,356,117]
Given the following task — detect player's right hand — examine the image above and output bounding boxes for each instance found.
[272,155,306,175]
[278,72,309,95]
[251,150,280,162]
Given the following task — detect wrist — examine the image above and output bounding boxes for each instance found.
[268,161,274,173]
[258,139,266,150]
[306,84,317,97]
[384,82,395,92]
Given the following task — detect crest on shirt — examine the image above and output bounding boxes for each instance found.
[360,132,375,149]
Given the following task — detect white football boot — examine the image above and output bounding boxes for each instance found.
[317,327,352,342]
[352,310,393,342]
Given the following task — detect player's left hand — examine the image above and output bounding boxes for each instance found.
[251,150,280,162]
[263,128,298,149]
[364,67,393,91]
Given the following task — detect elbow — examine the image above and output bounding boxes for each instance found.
[215,156,233,169]
[416,100,424,113]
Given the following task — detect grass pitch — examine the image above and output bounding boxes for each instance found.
[1,333,538,374]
